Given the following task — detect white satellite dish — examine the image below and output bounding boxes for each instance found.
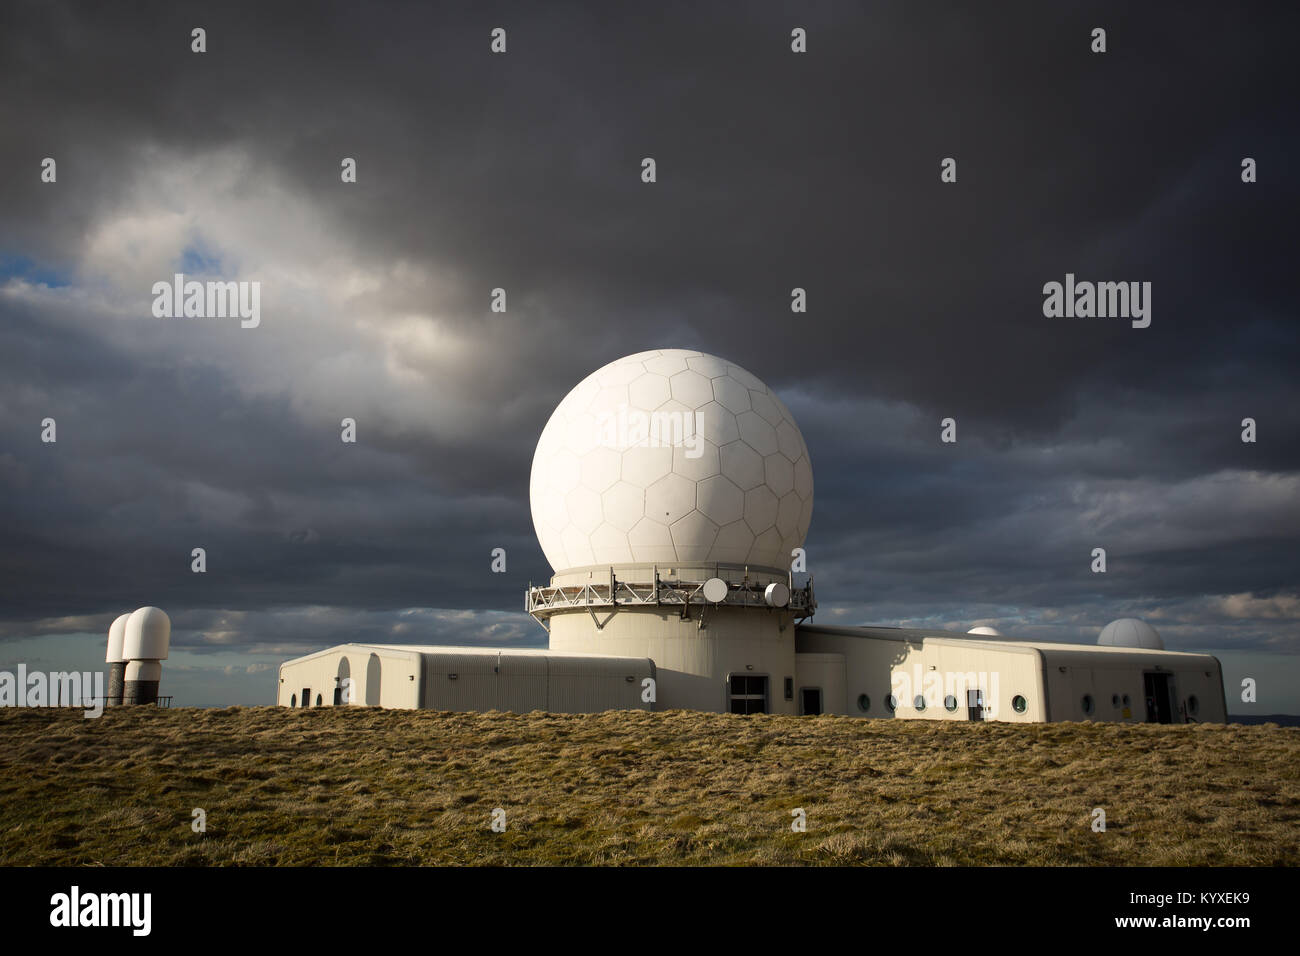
[763,582,790,608]
[702,577,728,603]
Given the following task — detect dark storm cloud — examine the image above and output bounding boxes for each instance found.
[0,0,1296,666]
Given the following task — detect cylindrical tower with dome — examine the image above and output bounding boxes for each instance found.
[526,350,814,713]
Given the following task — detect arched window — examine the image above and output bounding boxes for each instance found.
[290,694,297,707]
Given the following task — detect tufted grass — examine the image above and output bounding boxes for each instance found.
[0,707,1296,866]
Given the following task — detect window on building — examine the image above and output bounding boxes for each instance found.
[1187,695,1199,716]
[315,693,323,707]
[885,694,897,713]
[1111,694,1120,708]
[1082,694,1094,716]
[857,694,870,713]
[914,695,926,712]
[944,695,958,712]
[784,677,794,701]
[728,675,768,714]
[1012,695,1027,714]
[290,694,297,707]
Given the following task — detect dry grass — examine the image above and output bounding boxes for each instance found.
[0,707,1296,866]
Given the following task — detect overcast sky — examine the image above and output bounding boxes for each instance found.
[1,1,1296,710]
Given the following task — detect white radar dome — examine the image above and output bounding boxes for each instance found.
[530,350,813,572]
[123,606,172,660]
[1098,617,1163,650]
[106,612,131,663]
[966,626,1004,636]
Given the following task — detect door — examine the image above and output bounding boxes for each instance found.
[301,688,311,708]
[800,687,823,716]
[967,688,985,721]
[1143,673,1173,723]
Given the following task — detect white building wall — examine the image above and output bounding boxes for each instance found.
[279,644,653,714]
[547,605,798,713]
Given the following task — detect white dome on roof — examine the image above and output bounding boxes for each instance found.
[529,350,813,573]
[1098,617,1163,649]
[966,625,1003,636]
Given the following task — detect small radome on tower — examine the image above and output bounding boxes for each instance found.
[105,606,171,705]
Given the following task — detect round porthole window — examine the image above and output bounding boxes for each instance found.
[1012,695,1027,714]
[290,694,297,707]
[857,694,870,713]
[1122,694,1131,707]
[944,694,958,712]
[885,694,897,712]
[315,693,323,707]
[1111,694,1120,707]
[1187,695,1199,716]
[914,695,926,712]
[1082,694,1095,716]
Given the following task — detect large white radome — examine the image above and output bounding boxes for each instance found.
[530,350,813,572]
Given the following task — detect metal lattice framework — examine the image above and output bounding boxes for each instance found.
[525,567,815,631]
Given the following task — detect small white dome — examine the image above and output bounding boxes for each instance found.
[106,612,131,663]
[1098,617,1163,649]
[966,625,1003,636]
[123,606,171,660]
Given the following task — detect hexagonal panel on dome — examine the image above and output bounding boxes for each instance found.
[685,354,731,378]
[750,390,783,426]
[719,440,765,491]
[670,510,719,562]
[621,444,673,488]
[776,491,802,537]
[602,481,645,532]
[548,449,581,496]
[529,350,812,573]
[775,420,803,461]
[646,472,696,526]
[669,369,714,408]
[628,516,675,562]
[696,474,744,526]
[566,486,604,535]
[628,373,670,411]
[764,454,794,496]
[580,446,622,493]
[673,437,720,483]
[644,353,690,377]
[695,401,740,446]
[712,519,756,564]
[736,411,778,456]
[589,523,634,564]
[743,485,779,534]
[748,526,784,567]
[793,456,813,500]
[712,375,752,414]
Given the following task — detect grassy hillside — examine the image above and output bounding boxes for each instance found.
[1,707,1296,866]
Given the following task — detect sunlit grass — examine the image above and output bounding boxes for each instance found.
[0,707,1295,866]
